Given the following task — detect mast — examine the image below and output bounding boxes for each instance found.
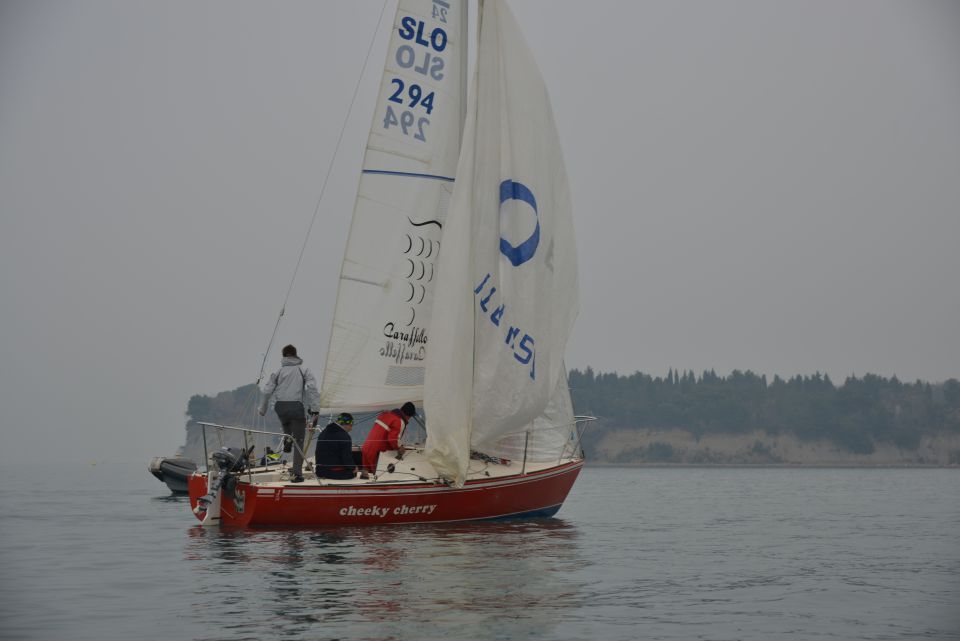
[460,0,469,145]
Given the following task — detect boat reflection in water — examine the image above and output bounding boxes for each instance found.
[184,519,585,639]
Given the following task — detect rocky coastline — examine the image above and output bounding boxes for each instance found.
[590,427,960,466]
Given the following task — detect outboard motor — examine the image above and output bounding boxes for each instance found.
[193,445,253,516]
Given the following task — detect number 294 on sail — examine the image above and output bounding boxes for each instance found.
[383,105,429,142]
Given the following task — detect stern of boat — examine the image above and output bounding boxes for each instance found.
[188,470,274,527]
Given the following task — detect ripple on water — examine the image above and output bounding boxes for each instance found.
[1,466,958,640]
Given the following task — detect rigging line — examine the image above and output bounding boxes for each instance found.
[257,0,391,385]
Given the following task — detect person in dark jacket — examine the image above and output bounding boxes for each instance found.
[314,413,357,480]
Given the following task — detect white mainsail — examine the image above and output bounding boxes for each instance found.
[320,0,468,411]
[425,0,579,484]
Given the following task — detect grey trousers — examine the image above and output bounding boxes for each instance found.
[274,401,306,476]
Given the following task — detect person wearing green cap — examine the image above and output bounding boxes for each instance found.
[314,412,358,480]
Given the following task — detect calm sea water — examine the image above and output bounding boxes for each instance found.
[1,463,957,641]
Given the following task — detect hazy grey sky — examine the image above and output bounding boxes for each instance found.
[1,1,958,463]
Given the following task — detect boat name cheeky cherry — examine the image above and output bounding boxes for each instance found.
[338,504,437,518]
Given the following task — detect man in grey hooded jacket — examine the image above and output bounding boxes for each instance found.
[258,344,320,482]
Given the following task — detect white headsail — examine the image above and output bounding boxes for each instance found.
[320,0,468,411]
[425,0,579,484]
[480,366,577,463]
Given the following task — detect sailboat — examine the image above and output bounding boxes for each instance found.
[188,0,588,526]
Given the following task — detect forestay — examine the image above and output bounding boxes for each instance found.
[320,0,468,411]
[425,0,579,485]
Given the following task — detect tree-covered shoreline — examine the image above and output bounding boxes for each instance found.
[181,370,960,463]
[570,368,960,458]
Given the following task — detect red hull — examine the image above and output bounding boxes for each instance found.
[188,460,583,527]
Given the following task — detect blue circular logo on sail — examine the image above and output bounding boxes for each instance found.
[499,180,540,267]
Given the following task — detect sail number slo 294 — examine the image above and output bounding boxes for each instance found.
[384,15,448,143]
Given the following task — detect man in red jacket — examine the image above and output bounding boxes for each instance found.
[361,401,416,474]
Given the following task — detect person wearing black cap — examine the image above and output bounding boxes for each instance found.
[314,413,357,480]
[361,402,416,474]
